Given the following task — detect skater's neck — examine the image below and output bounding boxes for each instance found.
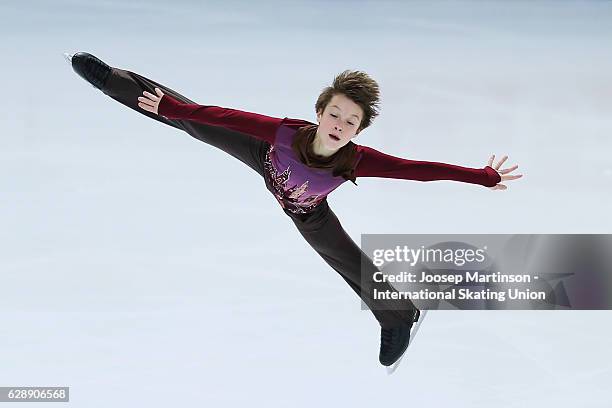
[311,131,340,158]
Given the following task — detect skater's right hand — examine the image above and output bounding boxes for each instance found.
[138,87,164,115]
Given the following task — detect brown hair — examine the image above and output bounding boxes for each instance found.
[292,70,381,185]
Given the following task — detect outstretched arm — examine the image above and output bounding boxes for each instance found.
[354,145,509,188]
[138,88,282,144]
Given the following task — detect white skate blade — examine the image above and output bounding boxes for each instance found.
[386,310,428,375]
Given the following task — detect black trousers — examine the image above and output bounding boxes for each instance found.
[101,68,416,328]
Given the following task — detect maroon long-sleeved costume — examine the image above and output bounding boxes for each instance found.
[158,94,501,214]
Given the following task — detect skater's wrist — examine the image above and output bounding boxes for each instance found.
[483,165,502,187]
[157,93,182,118]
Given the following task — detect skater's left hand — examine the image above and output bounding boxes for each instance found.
[486,154,523,191]
[138,87,164,115]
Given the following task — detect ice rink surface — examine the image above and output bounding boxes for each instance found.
[1,1,611,406]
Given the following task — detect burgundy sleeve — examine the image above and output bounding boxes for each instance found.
[354,145,501,187]
[157,94,282,144]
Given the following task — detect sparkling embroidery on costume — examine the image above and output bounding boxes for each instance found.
[264,145,323,214]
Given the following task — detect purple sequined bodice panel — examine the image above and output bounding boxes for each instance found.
[263,122,346,214]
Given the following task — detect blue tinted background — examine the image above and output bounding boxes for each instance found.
[1,1,611,407]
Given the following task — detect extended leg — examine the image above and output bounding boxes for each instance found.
[287,201,418,329]
[70,53,266,176]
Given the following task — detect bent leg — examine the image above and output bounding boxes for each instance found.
[101,68,266,176]
[288,201,417,328]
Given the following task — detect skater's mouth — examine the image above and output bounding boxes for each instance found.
[329,133,340,141]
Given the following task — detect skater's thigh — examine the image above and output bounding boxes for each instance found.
[102,68,188,130]
[292,204,373,273]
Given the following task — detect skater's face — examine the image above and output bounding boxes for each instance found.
[315,93,363,152]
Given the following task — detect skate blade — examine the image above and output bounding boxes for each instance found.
[385,310,428,375]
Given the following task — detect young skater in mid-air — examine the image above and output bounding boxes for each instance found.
[68,52,522,366]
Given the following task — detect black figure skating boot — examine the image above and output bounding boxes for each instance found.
[379,308,421,366]
[65,52,111,90]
